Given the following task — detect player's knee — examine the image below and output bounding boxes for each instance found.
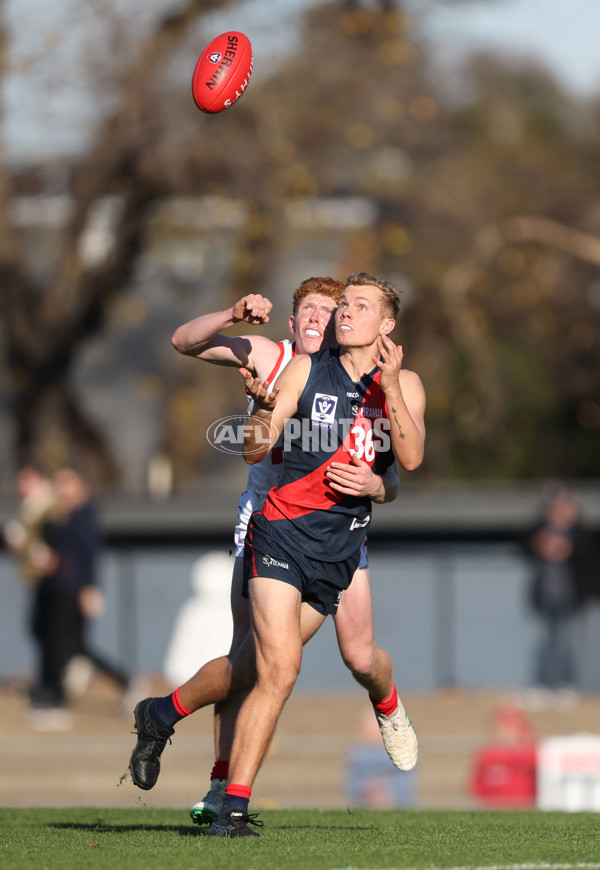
[344,649,375,678]
[336,633,376,675]
[259,658,300,699]
[347,645,392,683]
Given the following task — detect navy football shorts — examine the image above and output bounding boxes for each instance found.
[243,512,361,616]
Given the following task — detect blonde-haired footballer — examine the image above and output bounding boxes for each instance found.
[128,274,424,836]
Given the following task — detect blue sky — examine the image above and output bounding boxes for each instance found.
[207,0,600,98]
[424,0,600,97]
[3,0,600,164]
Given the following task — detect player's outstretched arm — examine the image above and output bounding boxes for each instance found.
[241,354,311,464]
[171,293,280,377]
[375,334,426,472]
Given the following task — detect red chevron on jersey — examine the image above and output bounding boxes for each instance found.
[255,346,394,562]
[263,373,387,522]
[263,439,349,522]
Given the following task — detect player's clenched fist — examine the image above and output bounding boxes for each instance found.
[232,294,273,325]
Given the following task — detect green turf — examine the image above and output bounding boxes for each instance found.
[1,808,600,870]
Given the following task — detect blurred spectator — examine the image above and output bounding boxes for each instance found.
[53,466,141,710]
[470,701,537,807]
[524,483,596,692]
[3,466,71,727]
[3,465,61,589]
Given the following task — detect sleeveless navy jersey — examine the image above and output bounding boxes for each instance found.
[260,346,395,561]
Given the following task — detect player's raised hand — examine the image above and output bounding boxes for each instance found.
[232,294,272,325]
[374,333,403,393]
[240,368,279,412]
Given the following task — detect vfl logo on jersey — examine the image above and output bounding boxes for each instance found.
[208,51,222,63]
[350,516,371,530]
[311,393,338,427]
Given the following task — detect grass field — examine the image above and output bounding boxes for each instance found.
[1,808,600,870]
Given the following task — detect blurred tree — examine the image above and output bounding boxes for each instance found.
[0,0,265,488]
[0,0,599,491]
[245,4,600,481]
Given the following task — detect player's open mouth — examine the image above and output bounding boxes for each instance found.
[339,324,352,331]
[305,329,320,337]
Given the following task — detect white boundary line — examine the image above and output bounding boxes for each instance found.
[330,865,600,870]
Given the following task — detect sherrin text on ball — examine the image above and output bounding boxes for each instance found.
[191,31,253,114]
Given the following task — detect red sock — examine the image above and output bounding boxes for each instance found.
[172,687,193,717]
[370,684,398,718]
[211,760,229,781]
[225,783,252,800]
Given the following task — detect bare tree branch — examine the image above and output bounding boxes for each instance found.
[0,0,240,475]
[440,214,600,435]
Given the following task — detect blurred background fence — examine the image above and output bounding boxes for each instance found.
[3,483,599,693]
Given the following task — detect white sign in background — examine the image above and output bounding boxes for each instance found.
[537,735,600,812]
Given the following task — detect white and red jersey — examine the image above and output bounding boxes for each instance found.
[234,339,295,553]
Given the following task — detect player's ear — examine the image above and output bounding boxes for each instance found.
[289,314,296,335]
[380,318,395,336]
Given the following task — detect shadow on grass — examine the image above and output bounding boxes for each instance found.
[50,822,375,835]
[273,824,374,831]
[50,823,206,836]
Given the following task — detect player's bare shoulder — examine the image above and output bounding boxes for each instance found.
[249,335,285,380]
[399,367,425,394]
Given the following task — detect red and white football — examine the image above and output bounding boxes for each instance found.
[191,31,253,114]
